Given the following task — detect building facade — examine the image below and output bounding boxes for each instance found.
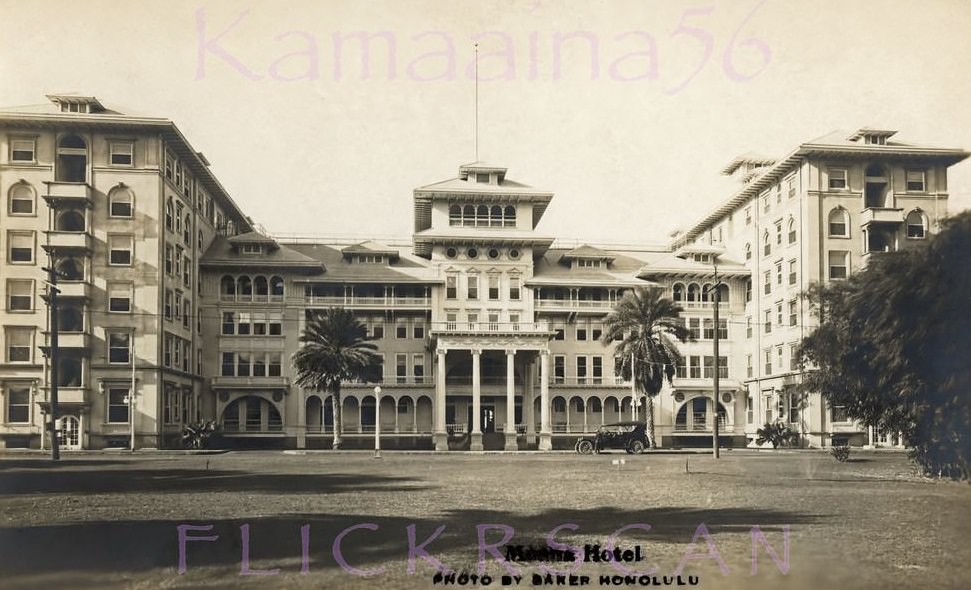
[1,96,966,450]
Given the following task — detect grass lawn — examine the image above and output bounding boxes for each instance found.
[0,450,969,589]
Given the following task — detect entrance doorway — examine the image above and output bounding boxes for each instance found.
[468,405,496,433]
[58,415,81,449]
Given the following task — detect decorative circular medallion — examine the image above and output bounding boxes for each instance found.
[488,248,500,259]
[722,392,733,404]
[445,247,457,259]
[218,391,229,402]
[466,248,479,259]
[273,391,284,402]
[509,249,521,260]
[674,391,685,403]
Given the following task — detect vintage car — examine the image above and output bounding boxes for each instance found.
[575,421,649,454]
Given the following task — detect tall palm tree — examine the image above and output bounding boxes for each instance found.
[292,308,382,449]
[601,287,692,448]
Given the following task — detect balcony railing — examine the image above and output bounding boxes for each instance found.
[221,424,285,434]
[860,207,904,226]
[544,376,630,386]
[211,375,290,389]
[535,299,615,311]
[43,231,93,253]
[220,294,285,303]
[431,321,551,334]
[44,181,93,202]
[303,295,431,308]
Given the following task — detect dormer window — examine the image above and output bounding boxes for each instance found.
[865,135,886,145]
[357,254,384,264]
[576,259,603,269]
[241,244,262,255]
[693,254,711,263]
[60,102,90,113]
[476,173,491,184]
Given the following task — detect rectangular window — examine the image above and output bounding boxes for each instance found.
[553,355,565,384]
[576,356,587,385]
[370,318,384,339]
[775,221,782,246]
[688,355,701,379]
[831,405,849,423]
[236,352,250,377]
[746,355,753,379]
[762,194,770,214]
[268,313,282,336]
[787,178,796,199]
[466,275,478,300]
[905,170,926,192]
[268,353,282,377]
[828,168,848,190]
[253,353,266,377]
[718,319,728,340]
[703,318,714,340]
[165,246,173,275]
[108,234,133,266]
[6,386,30,423]
[222,312,235,335]
[107,387,130,423]
[554,326,565,340]
[788,260,797,286]
[182,299,191,329]
[446,276,457,299]
[745,207,752,225]
[183,257,191,287]
[7,279,33,311]
[174,247,183,278]
[788,391,800,423]
[777,346,784,373]
[413,320,425,340]
[7,231,34,263]
[164,290,173,320]
[221,352,234,376]
[776,302,783,326]
[592,356,603,384]
[764,310,772,334]
[763,271,771,295]
[829,251,849,280]
[746,317,752,339]
[790,344,798,371]
[488,275,500,300]
[392,353,406,384]
[396,321,407,339]
[789,301,798,326]
[776,261,783,285]
[764,350,772,375]
[746,394,754,424]
[237,312,251,335]
[11,139,36,162]
[107,332,131,364]
[413,354,425,383]
[109,141,134,166]
[688,318,701,340]
[509,277,521,300]
[6,328,32,362]
[576,325,588,341]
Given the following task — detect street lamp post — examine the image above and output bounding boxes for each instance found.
[374,385,382,459]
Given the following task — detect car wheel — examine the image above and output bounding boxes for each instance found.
[576,440,594,455]
[629,440,646,454]
[624,448,633,454]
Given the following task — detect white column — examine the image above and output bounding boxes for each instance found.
[524,361,535,442]
[539,350,552,450]
[471,349,483,451]
[504,350,517,450]
[434,349,447,451]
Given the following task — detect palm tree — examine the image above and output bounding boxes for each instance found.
[292,308,382,449]
[601,287,692,448]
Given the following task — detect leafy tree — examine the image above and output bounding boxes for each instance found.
[797,212,971,478]
[292,308,382,449]
[602,287,692,448]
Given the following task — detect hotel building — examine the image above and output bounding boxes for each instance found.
[1,95,966,450]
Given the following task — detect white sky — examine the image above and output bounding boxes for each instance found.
[2,0,970,245]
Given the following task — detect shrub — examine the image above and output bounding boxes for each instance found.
[755,422,796,449]
[182,420,218,450]
[830,445,851,462]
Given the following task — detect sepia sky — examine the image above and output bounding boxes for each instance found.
[2,0,970,245]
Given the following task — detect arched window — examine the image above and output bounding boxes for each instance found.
[701,283,712,302]
[56,257,85,281]
[55,209,86,232]
[490,205,502,226]
[672,283,685,302]
[8,183,35,215]
[503,205,516,227]
[745,277,752,303]
[198,230,204,250]
[237,276,252,300]
[686,283,700,302]
[744,243,751,261]
[449,204,461,225]
[717,283,730,303]
[476,205,488,226]
[220,275,236,299]
[270,276,285,298]
[56,134,87,182]
[787,218,797,244]
[828,208,849,237]
[906,210,927,239]
[184,213,191,243]
[165,198,174,231]
[108,187,133,218]
[763,232,771,256]
[462,205,475,226]
[254,276,268,300]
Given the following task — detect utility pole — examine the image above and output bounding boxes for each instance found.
[42,265,61,461]
[712,268,721,459]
